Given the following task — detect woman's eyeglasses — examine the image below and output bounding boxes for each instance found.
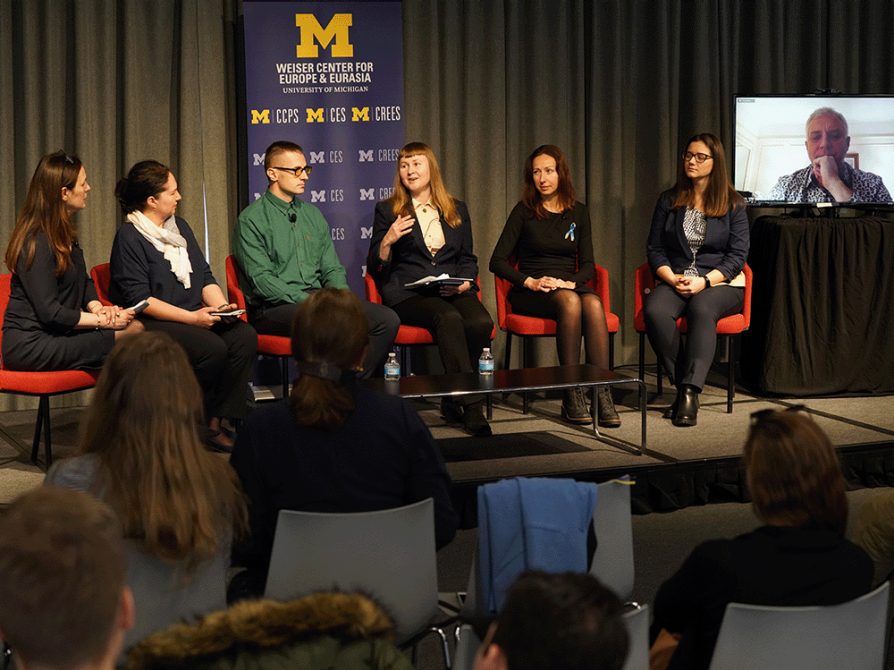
[749,404,807,426]
[271,165,312,177]
[682,152,713,164]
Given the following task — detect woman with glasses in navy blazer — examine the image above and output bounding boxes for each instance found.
[644,133,749,427]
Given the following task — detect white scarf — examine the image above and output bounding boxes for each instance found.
[127,211,193,289]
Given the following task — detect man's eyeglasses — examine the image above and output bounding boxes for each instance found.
[749,404,806,426]
[682,152,713,164]
[271,165,312,177]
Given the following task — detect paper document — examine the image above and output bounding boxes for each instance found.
[404,274,474,288]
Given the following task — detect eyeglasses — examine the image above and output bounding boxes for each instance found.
[682,152,713,164]
[271,165,312,177]
[749,404,806,426]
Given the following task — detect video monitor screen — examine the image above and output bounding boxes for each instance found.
[734,95,894,205]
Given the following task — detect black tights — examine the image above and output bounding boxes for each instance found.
[551,290,610,368]
[509,287,611,368]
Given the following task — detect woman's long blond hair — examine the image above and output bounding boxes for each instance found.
[5,151,81,276]
[77,332,247,571]
[387,142,461,228]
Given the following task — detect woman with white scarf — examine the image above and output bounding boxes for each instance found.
[109,160,256,452]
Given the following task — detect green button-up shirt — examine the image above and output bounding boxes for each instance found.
[233,191,348,308]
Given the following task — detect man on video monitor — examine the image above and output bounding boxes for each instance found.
[768,107,891,203]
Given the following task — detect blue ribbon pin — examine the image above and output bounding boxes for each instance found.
[564,222,576,242]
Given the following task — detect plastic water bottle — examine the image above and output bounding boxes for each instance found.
[478,347,494,376]
[384,352,400,380]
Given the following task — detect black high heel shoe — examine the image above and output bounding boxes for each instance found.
[672,384,699,427]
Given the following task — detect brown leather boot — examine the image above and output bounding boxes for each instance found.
[597,388,621,428]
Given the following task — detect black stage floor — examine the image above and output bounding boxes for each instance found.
[0,366,891,513]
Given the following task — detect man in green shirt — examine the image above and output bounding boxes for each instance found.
[234,140,399,377]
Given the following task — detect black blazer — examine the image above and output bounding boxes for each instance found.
[367,199,480,306]
[646,189,749,281]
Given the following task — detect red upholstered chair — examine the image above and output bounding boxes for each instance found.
[633,262,752,413]
[493,264,620,371]
[0,274,99,466]
[364,273,495,377]
[225,256,292,399]
[90,262,112,305]
[364,272,434,375]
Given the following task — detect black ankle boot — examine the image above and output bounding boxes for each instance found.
[597,388,621,428]
[673,384,699,427]
[462,402,492,437]
[562,387,591,425]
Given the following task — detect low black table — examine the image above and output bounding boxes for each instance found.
[365,364,646,452]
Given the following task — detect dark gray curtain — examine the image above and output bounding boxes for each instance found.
[2,0,892,407]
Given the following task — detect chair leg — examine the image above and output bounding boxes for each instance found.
[44,401,53,466]
[608,333,615,370]
[503,332,512,371]
[726,335,735,413]
[430,625,452,669]
[280,357,290,400]
[521,337,530,414]
[30,396,47,464]
[637,334,645,409]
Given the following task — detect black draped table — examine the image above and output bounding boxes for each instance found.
[741,215,894,395]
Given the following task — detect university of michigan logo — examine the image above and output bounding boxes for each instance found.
[295,14,353,58]
[250,109,270,125]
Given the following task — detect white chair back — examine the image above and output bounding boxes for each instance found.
[708,581,890,670]
[264,498,439,642]
[621,603,650,670]
[590,477,635,601]
[453,624,481,670]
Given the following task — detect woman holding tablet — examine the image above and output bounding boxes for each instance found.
[109,160,256,450]
[490,145,619,427]
[3,151,141,371]
[367,142,494,437]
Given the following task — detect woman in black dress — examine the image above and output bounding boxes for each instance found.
[490,145,619,427]
[3,151,141,371]
[109,160,256,450]
[368,142,494,437]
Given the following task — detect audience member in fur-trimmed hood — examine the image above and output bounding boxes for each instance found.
[125,591,415,670]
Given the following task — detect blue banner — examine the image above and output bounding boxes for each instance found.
[243,1,405,294]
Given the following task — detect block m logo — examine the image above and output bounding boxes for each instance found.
[358,149,374,162]
[306,108,324,123]
[360,226,373,239]
[359,188,375,201]
[310,190,326,203]
[252,153,266,167]
[351,107,370,122]
[250,109,270,125]
[295,13,353,58]
[309,151,325,164]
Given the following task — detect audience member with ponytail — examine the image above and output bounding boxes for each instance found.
[230,288,457,595]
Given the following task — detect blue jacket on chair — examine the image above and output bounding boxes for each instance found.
[477,477,598,614]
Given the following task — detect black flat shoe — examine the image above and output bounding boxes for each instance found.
[462,403,492,437]
[441,398,464,424]
[661,404,676,419]
[673,384,699,427]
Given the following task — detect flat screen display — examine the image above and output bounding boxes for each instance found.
[734,95,894,205]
